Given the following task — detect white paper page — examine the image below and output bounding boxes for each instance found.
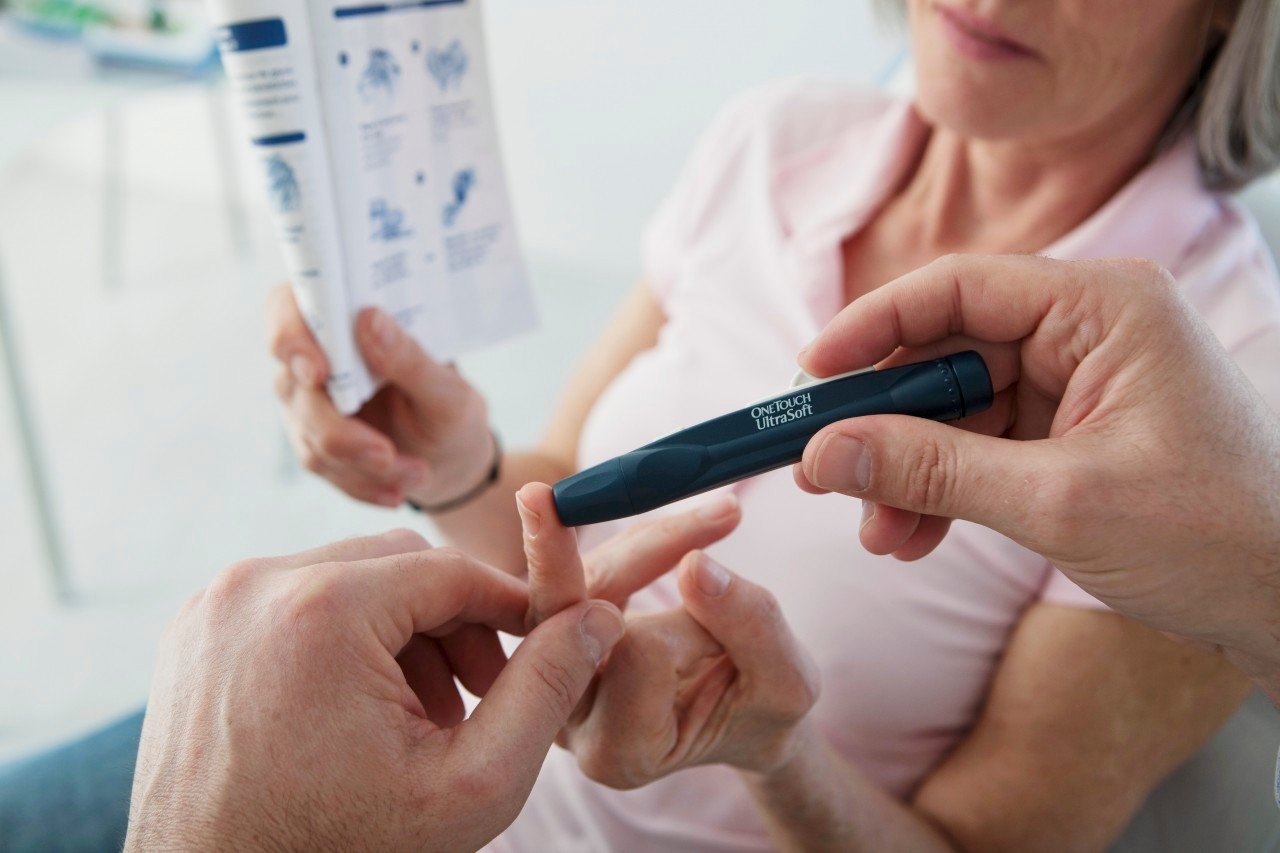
[213,0,535,414]
[210,0,365,410]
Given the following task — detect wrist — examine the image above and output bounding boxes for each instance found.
[740,718,823,784]
[408,429,502,514]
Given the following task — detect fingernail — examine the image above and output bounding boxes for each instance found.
[696,493,739,522]
[368,309,398,354]
[695,553,731,597]
[291,355,317,387]
[581,604,625,665]
[814,435,871,493]
[516,494,540,539]
[860,501,876,531]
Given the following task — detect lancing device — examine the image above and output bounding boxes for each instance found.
[552,351,993,527]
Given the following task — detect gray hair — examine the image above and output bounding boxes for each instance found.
[875,0,1280,192]
[1191,0,1280,191]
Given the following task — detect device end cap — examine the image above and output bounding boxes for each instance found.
[950,351,995,418]
[552,459,634,527]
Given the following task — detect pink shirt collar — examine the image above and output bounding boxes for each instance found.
[776,97,1220,279]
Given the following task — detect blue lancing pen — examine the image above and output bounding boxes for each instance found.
[552,351,994,527]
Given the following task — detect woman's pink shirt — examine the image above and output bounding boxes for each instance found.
[488,80,1280,852]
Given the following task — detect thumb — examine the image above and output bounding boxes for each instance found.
[355,307,454,405]
[800,414,1054,534]
[677,553,813,696]
[458,601,624,782]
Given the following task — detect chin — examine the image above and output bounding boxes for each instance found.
[908,9,1053,142]
[913,56,1050,141]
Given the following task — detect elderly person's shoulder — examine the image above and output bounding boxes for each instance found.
[643,79,916,291]
[693,78,908,166]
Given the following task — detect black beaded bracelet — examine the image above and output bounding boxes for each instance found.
[406,430,503,515]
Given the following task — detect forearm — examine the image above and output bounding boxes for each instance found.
[739,722,957,853]
[1212,525,1280,704]
[424,450,574,575]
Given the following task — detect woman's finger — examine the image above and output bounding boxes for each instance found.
[293,385,400,479]
[583,493,741,607]
[266,283,330,388]
[677,552,816,705]
[572,608,721,783]
[517,483,587,628]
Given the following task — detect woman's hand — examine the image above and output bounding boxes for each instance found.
[267,285,495,507]
[518,484,821,789]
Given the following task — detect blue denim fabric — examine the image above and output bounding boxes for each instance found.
[0,711,144,853]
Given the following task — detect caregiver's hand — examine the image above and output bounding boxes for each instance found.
[268,284,494,508]
[795,254,1280,689]
[518,484,820,788]
[125,529,623,853]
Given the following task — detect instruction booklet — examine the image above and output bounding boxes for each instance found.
[209,0,535,414]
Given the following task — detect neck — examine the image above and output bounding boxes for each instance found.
[896,113,1172,254]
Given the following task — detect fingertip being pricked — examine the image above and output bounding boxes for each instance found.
[515,492,541,540]
[516,482,558,540]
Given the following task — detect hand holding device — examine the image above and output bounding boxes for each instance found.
[553,352,993,526]
[796,254,1280,698]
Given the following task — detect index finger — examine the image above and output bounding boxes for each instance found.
[266,283,330,385]
[516,482,587,628]
[339,549,531,652]
[799,254,1080,378]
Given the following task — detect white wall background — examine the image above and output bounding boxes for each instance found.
[486,0,902,274]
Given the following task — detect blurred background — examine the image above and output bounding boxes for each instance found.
[0,0,901,760]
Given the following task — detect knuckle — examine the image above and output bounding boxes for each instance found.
[1119,256,1175,289]
[267,329,289,361]
[273,369,293,400]
[164,590,206,638]
[901,437,955,514]
[430,546,472,576]
[383,527,431,553]
[315,430,347,460]
[281,568,349,626]
[529,657,581,720]
[299,446,323,474]
[206,558,267,606]
[748,588,784,631]
[265,324,297,365]
[930,252,976,287]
